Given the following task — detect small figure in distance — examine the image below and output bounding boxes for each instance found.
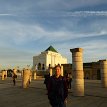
[12,69,17,86]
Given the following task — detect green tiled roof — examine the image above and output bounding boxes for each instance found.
[45,45,58,53]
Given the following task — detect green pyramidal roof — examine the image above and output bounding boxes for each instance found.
[45,45,58,53]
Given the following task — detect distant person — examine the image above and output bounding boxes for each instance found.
[29,71,32,85]
[48,65,68,107]
[44,73,50,88]
[66,73,72,89]
[12,70,17,86]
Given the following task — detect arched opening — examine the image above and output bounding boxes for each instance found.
[42,64,45,70]
[97,69,101,80]
[86,72,90,79]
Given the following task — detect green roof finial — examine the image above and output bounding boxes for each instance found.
[45,45,58,53]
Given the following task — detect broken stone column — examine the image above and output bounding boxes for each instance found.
[49,68,52,76]
[99,60,107,88]
[13,69,17,75]
[61,65,64,76]
[1,70,6,80]
[70,48,84,96]
[22,69,31,88]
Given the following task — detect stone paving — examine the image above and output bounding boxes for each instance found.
[0,78,107,107]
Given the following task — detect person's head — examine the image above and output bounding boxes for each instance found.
[55,65,61,77]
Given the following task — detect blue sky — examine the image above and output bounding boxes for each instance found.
[0,0,107,69]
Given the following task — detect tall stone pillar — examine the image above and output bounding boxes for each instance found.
[61,65,64,76]
[49,68,52,76]
[70,48,84,96]
[22,69,31,88]
[99,60,107,88]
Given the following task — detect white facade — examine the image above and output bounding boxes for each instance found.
[33,47,67,70]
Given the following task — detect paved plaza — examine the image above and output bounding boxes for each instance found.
[0,78,107,107]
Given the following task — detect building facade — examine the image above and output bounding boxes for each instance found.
[33,46,67,70]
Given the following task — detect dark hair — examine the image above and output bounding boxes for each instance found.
[55,64,61,69]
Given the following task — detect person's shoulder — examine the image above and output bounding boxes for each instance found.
[49,75,56,83]
[50,75,55,79]
[51,75,55,77]
[61,76,66,81]
[59,76,65,80]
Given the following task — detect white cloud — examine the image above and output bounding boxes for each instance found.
[0,18,107,47]
[0,0,107,17]
[66,11,107,17]
[31,0,107,11]
[0,14,12,16]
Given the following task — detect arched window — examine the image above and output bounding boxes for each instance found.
[42,64,45,70]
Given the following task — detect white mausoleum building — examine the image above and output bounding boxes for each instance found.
[33,46,67,70]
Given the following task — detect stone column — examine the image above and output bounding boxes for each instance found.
[61,65,64,76]
[29,71,32,83]
[13,69,17,75]
[70,48,84,96]
[21,70,24,78]
[22,69,31,88]
[5,70,7,78]
[99,60,107,88]
[2,70,6,80]
[33,71,37,80]
[49,68,52,76]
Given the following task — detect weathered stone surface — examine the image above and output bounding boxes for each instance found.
[70,48,84,96]
[99,60,107,88]
[22,69,31,88]
[1,70,7,80]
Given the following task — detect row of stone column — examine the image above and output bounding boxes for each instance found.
[1,48,107,92]
[0,68,33,88]
[21,55,107,90]
[22,69,38,88]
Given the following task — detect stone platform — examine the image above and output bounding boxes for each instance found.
[0,78,107,107]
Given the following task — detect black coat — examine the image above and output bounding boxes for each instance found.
[48,75,68,105]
